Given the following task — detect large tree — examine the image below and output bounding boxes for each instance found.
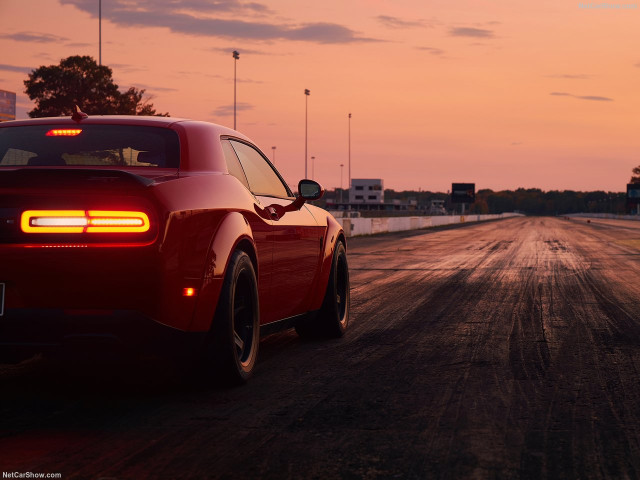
[24,55,168,117]
[631,165,640,184]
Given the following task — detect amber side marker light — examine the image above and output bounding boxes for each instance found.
[21,210,150,234]
[46,129,82,137]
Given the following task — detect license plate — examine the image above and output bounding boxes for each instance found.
[0,283,4,316]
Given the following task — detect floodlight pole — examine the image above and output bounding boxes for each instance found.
[305,89,310,178]
[99,0,102,66]
[340,163,344,203]
[348,113,352,198]
[233,50,239,130]
[271,146,276,164]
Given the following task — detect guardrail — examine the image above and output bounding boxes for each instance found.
[568,213,640,221]
[333,213,523,237]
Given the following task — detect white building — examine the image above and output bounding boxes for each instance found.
[349,178,384,204]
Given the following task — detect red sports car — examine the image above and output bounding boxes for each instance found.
[0,112,349,384]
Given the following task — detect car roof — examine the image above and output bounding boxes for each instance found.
[0,115,242,136]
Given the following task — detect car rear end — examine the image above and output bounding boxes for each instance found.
[0,118,201,361]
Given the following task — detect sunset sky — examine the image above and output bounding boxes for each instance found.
[1,0,639,192]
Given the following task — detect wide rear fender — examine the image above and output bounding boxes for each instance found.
[309,213,346,310]
[189,211,256,332]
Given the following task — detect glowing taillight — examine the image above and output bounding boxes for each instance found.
[183,287,197,297]
[86,211,150,233]
[46,129,82,137]
[21,210,86,233]
[21,210,150,234]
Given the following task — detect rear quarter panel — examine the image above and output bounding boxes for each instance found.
[303,204,346,311]
[149,172,265,332]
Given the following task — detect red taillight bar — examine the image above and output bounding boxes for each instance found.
[21,210,150,234]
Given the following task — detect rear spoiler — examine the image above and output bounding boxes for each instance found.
[0,168,154,191]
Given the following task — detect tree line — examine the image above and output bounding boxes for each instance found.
[472,189,628,215]
[381,188,629,215]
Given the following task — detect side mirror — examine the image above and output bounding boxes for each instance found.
[259,179,325,221]
[298,179,324,201]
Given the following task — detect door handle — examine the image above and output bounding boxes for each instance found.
[267,206,279,220]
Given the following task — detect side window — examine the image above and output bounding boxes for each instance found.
[230,140,290,197]
[221,140,250,189]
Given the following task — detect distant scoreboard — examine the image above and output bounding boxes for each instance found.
[451,183,475,203]
[627,183,640,210]
[0,90,16,121]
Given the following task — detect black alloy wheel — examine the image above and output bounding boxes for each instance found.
[296,241,349,339]
[209,250,260,385]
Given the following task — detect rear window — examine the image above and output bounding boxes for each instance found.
[0,124,180,168]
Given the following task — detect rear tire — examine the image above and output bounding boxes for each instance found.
[207,250,259,385]
[296,241,349,338]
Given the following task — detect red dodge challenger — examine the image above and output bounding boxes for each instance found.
[0,112,349,384]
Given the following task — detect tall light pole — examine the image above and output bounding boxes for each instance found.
[304,89,310,178]
[233,50,239,130]
[98,0,102,66]
[348,112,352,200]
[271,146,276,164]
[311,156,315,180]
[340,163,344,203]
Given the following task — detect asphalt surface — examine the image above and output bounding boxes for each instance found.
[2,216,640,479]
